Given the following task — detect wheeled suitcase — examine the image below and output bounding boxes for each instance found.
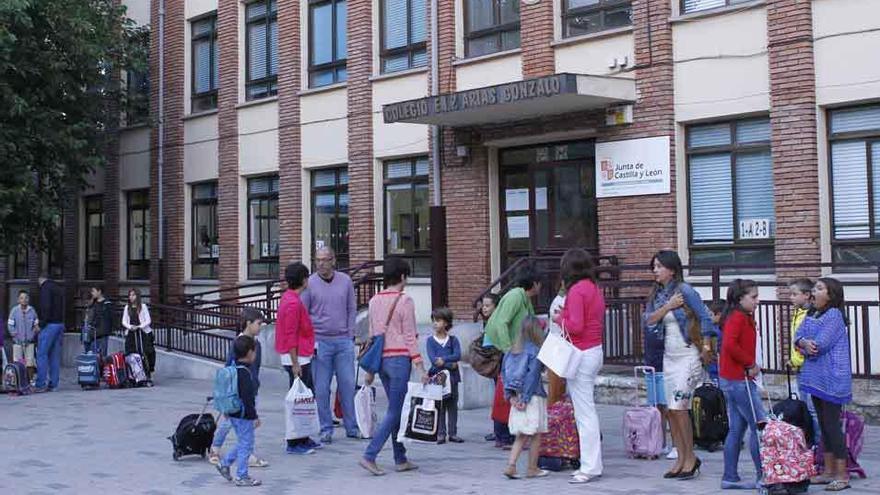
[623,366,664,459]
[77,352,102,389]
[539,396,580,461]
[771,367,815,446]
[169,397,217,461]
[3,361,30,395]
[815,409,867,479]
[126,353,149,386]
[691,381,728,451]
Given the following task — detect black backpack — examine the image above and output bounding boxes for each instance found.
[771,368,815,446]
[691,382,728,451]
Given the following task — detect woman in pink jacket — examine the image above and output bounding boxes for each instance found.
[359,257,426,476]
[553,248,605,484]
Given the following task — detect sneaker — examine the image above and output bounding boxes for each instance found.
[346,432,362,440]
[437,437,447,445]
[485,433,496,442]
[320,433,333,444]
[247,455,269,468]
[32,387,50,394]
[286,445,316,456]
[216,464,232,482]
[666,447,679,460]
[306,438,323,450]
[233,476,262,487]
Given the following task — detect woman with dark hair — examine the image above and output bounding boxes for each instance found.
[643,250,712,480]
[484,267,543,450]
[360,257,425,476]
[553,248,605,484]
[276,262,320,454]
[718,279,766,490]
[795,278,852,491]
[122,288,156,381]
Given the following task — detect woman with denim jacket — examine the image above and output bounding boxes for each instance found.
[795,277,852,492]
[643,250,714,480]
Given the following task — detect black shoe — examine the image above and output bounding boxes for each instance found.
[676,458,702,480]
[449,436,464,443]
[663,468,682,479]
[437,437,447,445]
[485,433,496,442]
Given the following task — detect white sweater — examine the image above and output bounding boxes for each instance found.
[122,303,152,334]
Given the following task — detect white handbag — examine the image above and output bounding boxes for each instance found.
[537,323,582,379]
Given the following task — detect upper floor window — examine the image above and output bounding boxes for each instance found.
[246,0,278,100]
[681,0,752,15]
[687,118,775,268]
[192,182,219,279]
[125,32,150,125]
[465,0,520,58]
[247,176,279,279]
[311,168,350,268]
[84,196,104,281]
[380,0,427,73]
[127,190,151,280]
[563,1,632,38]
[191,14,218,112]
[9,248,28,280]
[309,0,347,87]
[829,104,880,265]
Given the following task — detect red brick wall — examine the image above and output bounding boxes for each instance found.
[149,0,187,303]
[217,0,241,290]
[103,94,121,298]
[767,0,820,279]
[277,0,303,267]
[520,0,555,78]
[347,0,375,266]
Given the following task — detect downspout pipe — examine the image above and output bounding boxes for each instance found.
[430,0,440,206]
[158,0,165,261]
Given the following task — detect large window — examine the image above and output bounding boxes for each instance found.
[465,0,520,58]
[84,196,104,280]
[125,32,150,125]
[563,1,632,38]
[380,0,427,73]
[192,182,219,279]
[312,168,350,269]
[191,14,219,112]
[384,157,430,277]
[9,248,28,279]
[246,0,278,100]
[829,104,880,265]
[309,0,347,87]
[248,176,279,279]
[687,118,774,267]
[46,215,63,280]
[127,190,150,280]
[681,0,752,15]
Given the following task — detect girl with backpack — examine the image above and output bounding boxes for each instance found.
[122,288,155,380]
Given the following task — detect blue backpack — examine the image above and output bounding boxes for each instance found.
[213,365,244,415]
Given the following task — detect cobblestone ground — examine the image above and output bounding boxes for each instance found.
[1,373,877,495]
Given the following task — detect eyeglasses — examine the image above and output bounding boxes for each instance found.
[315,258,334,264]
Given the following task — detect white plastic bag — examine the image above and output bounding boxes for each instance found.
[284,377,320,439]
[354,385,377,439]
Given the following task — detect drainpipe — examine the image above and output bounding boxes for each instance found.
[158,2,165,262]
[430,0,440,205]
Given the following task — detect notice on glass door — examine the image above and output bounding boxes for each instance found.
[535,187,548,210]
[507,216,530,239]
[505,188,529,211]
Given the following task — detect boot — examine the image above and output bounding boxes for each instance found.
[811,452,835,485]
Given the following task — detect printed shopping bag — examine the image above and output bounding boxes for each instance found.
[396,382,439,443]
[284,377,320,439]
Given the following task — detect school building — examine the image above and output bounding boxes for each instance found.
[3,0,880,327]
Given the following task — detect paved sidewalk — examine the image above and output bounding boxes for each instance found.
[1,373,877,494]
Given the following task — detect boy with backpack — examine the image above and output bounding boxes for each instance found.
[215,335,262,487]
[787,278,820,446]
[210,308,269,468]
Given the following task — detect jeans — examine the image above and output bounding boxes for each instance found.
[222,418,255,479]
[797,381,821,446]
[314,338,358,437]
[214,416,233,449]
[438,381,459,438]
[569,345,604,476]
[493,420,512,444]
[285,363,313,447]
[364,356,411,464]
[36,323,64,389]
[720,378,767,483]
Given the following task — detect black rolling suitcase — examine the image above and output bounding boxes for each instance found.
[771,366,815,446]
[169,397,217,461]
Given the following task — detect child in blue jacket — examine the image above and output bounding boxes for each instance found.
[427,307,462,444]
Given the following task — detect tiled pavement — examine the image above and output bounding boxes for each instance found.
[1,372,877,494]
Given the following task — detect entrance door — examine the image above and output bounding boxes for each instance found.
[500,140,598,275]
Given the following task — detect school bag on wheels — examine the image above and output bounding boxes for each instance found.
[2,361,30,395]
[691,381,728,452]
[538,396,580,470]
[77,341,102,390]
[815,409,867,480]
[623,366,664,459]
[771,366,814,446]
[745,373,815,495]
[125,330,152,387]
[103,352,128,389]
[169,396,217,461]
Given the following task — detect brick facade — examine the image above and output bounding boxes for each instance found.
[150,0,187,303]
[347,0,376,266]
[520,0,555,78]
[277,0,303,267]
[217,0,241,290]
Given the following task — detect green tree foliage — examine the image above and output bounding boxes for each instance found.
[0,0,148,254]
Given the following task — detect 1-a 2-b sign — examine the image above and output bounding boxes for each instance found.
[595,136,671,198]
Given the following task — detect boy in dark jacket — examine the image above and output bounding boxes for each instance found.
[216,335,262,487]
[426,307,463,444]
[85,286,113,356]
